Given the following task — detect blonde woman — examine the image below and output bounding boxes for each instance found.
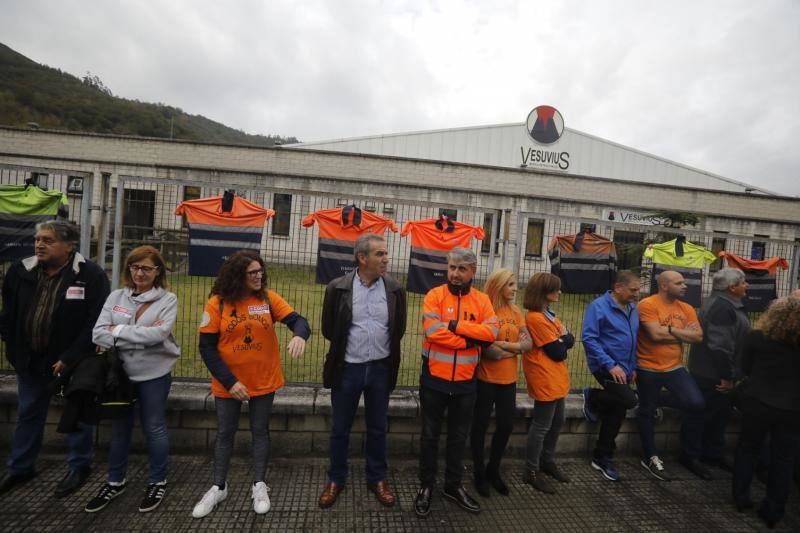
[470,268,531,496]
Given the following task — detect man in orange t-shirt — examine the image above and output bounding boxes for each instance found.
[636,270,704,482]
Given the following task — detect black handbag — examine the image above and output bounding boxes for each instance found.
[97,342,137,419]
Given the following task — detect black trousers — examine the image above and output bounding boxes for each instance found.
[470,379,516,476]
[680,375,733,460]
[733,395,800,524]
[589,370,638,460]
[419,386,476,491]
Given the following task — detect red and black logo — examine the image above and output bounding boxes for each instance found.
[526,105,564,145]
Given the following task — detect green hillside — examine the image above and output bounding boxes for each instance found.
[0,43,297,146]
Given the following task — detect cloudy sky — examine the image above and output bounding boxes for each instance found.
[2,0,799,195]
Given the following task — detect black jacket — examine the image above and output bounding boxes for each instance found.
[321,270,407,390]
[688,291,750,381]
[739,330,800,412]
[0,253,110,376]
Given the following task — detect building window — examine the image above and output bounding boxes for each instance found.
[525,219,545,258]
[613,230,645,271]
[751,235,768,261]
[710,235,727,272]
[181,186,201,227]
[579,223,596,233]
[111,188,156,240]
[272,193,292,236]
[481,212,501,255]
[439,208,457,221]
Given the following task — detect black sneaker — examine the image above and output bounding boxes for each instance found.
[139,483,167,513]
[85,482,126,513]
[640,456,671,481]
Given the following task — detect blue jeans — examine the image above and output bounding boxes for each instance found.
[7,373,94,474]
[107,373,172,484]
[328,359,390,485]
[636,366,704,459]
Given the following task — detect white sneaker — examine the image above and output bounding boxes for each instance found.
[252,481,271,514]
[192,485,228,518]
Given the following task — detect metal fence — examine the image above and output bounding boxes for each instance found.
[1,167,799,391]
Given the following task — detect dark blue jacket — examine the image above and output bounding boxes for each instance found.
[581,291,639,377]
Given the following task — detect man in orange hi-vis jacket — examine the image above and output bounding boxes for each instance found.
[414,247,498,518]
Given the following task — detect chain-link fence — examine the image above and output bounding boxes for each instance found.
[514,211,800,387]
[1,167,798,391]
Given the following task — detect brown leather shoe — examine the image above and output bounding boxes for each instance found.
[318,482,344,509]
[367,480,395,507]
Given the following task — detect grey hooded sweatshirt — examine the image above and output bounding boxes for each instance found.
[92,287,180,382]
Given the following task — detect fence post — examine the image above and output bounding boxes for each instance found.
[487,210,498,274]
[790,242,800,294]
[79,174,93,258]
[95,172,110,268]
[512,212,525,278]
[110,179,125,289]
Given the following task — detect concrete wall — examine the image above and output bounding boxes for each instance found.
[0,376,740,458]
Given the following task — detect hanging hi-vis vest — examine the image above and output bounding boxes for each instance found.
[174,192,274,276]
[719,252,789,312]
[548,231,617,294]
[645,236,717,307]
[302,205,397,284]
[0,184,67,261]
[400,215,484,295]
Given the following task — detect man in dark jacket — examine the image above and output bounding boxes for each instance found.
[318,234,406,509]
[680,267,750,480]
[0,220,110,497]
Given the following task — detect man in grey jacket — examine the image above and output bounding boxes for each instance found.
[680,267,750,480]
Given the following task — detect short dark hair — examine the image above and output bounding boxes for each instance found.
[614,270,639,287]
[523,272,561,311]
[123,245,169,289]
[354,234,385,263]
[35,220,80,250]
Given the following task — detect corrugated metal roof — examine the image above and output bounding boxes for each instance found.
[286,122,774,195]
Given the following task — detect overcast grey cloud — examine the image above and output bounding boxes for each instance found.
[2,0,798,195]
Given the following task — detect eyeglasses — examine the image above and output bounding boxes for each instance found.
[129,264,158,274]
[246,270,264,278]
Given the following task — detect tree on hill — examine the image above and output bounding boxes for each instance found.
[0,42,298,146]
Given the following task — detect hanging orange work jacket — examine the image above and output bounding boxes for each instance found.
[401,215,485,295]
[302,205,397,284]
[420,283,498,394]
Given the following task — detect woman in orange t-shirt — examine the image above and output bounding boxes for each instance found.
[521,272,574,494]
[192,250,311,518]
[470,268,532,496]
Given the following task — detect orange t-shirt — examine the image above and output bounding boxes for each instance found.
[522,310,570,401]
[200,290,293,398]
[476,305,524,385]
[636,294,699,371]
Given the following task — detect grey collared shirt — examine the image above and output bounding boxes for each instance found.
[344,271,390,363]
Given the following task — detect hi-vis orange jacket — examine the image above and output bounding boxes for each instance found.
[719,252,789,312]
[175,192,275,276]
[420,284,498,394]
[401,216,484,295]
[302,205,397,284]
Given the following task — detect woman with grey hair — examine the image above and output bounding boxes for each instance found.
[679,267,750,480]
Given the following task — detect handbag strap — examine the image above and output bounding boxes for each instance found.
[135,301,155,322]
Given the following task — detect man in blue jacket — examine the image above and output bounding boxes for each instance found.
[581,270,640,481]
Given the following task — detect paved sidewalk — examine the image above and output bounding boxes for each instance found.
[1,453,798,532]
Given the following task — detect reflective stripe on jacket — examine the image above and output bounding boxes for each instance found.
[420,284,498,393]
